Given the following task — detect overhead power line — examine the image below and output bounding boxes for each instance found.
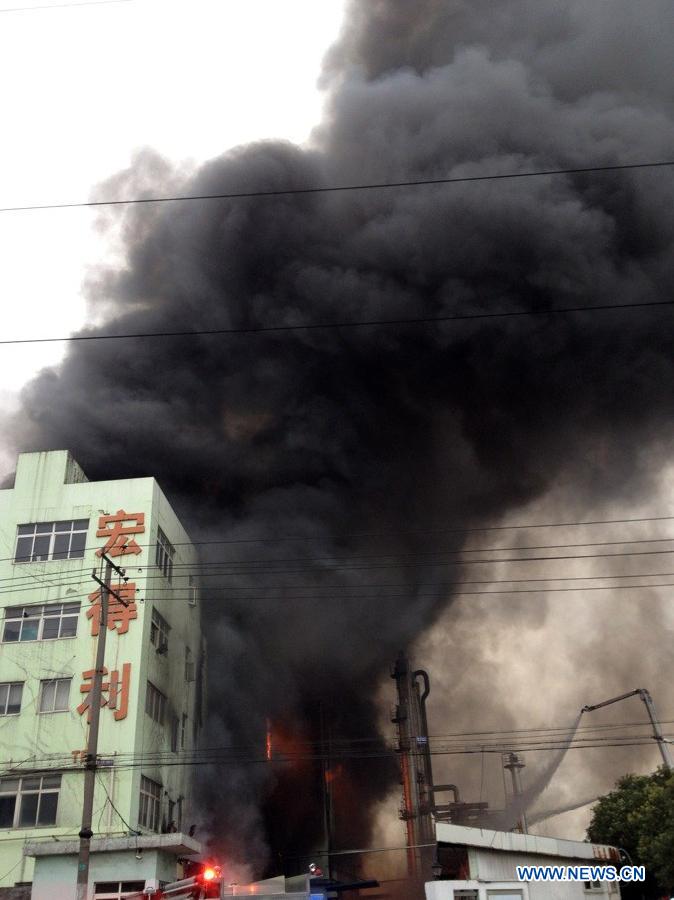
[1,159,672,214]
[2,533,673,584]
[3,579,673,605]
[2,737,668,779]
[0,512,670,563]
[4,563,674,593]
[3,554,674,599]
[5,716,672,776]
[6,716,673,770]
[3,565,674,608]
[1,299,672,346]
[3,549,674,597]
[6,730,672,771]
[23,546,661,581]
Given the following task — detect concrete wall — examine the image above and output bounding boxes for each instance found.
[0,451,204,888]
[29,845,194,900]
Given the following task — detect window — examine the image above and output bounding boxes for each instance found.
[94,881,146,899]
[170,716,179,753]
[139,776,161,831]
[486,893,523,900]
[3,602,80,642]
[585,883,603,892]
[188,575,197,607]
[149,608,170,651]
[180,713,188,750]
[184,646,194,682]
[155,528,174,582]
[0,682,23,716]
[39,678,71,713]
[145,682,166,725]
[0,775,61,827]
[14,520,88,563]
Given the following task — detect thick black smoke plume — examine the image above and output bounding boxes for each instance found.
[8,0,674,885]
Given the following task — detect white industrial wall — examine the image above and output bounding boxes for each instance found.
[469,847,618,900]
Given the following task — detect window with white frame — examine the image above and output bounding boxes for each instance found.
[139,775,161,831]
[0,682,23,716]
[14,520,88,563]
[149,608,170,651]
[94,881,146,899]
[188,574,198,606]
[184,646,194,682]
[155,527,174,582]
[0,774,61,827]
[3,602,80,642]
[486,893,523,900]
[39,678,71,713]
[145,682,166,725]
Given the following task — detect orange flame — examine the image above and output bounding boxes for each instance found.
[324,763,344,784]
[265,718,272,761]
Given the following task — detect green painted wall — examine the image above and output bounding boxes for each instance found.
[0,451,205,889]
[31,849,164,900]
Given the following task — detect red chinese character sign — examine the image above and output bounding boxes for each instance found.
[87,583,138,636]
[77,664,131,723]
[96,510,145,557]
[78,510,148,729]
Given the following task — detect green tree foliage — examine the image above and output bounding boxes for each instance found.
[587,767,674,895]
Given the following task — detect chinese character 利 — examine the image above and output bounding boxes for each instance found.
[77,663,131,723]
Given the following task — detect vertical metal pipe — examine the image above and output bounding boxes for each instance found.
[413,669,435,802]
[504,752,528,834]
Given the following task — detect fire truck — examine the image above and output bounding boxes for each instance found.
[129,863,378,899]
[128,863,222,900]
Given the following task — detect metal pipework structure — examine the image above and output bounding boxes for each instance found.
[503,752,528,834]
[391,653,436,876]
[582,688,673,771]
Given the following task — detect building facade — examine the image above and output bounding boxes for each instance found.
[0,451,205,894]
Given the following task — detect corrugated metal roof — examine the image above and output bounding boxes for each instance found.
[435,823,620,861]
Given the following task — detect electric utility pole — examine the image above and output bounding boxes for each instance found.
[76,553,129,900]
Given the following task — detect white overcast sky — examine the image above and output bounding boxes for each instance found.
[0,0,347,403]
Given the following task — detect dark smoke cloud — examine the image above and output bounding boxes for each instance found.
[8,0,674,887]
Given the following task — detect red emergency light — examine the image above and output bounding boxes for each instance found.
[200,866,219,882]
